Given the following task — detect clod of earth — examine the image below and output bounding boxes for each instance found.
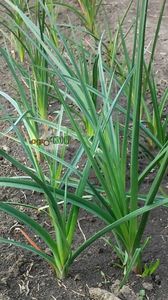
[89,287,121,300]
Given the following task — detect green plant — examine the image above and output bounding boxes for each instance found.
[1,92,166,280]
[76,0,102,35]
[0,140,167,281]
[0,47,44,161]
[142,74,168,149]
[1,0,60,160]
[45,0,59,47]
[141,0,167,148]
[0,0,168,285]
[4,0,28,62]
[138,289,146,300]
[57,0,102,37]
[0,95,87,279]
[2,0,60,120]
[117,0,167,149]
[26,0,49,122]
[142,259,160,278]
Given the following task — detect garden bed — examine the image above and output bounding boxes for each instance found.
[0,0,168,299]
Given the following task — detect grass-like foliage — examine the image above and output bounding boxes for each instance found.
[1,0,60,160]
[117,0,168,149]
[0,0,168,285]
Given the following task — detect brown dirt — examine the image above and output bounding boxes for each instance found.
[0,1,168,299]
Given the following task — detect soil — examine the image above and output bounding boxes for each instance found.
[0,1,168,300]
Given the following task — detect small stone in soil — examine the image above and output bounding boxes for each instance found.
[74,274,81,281]
[142,282,153,291]
[2,145,11,153]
